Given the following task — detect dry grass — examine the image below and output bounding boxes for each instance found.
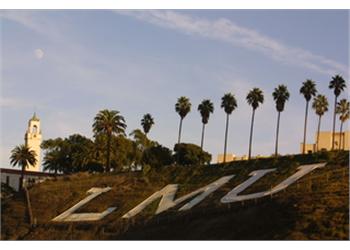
[1,151,348,240]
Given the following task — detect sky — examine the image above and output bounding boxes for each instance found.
[0,10,349,169]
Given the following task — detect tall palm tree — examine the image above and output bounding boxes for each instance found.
[93,109,126,172]
[198,99,214,150]
[221,93,237,163]
[300,79,317,154]
[312,95,329,152]
[246,88,264,160]
[141,113,155,136]
[272,85,290,156]
[329,75,346,150]
[10,145,37,190]
[175,96,191,144]
[336,99,349,150]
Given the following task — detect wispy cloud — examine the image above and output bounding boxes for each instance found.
[116,10,347,76]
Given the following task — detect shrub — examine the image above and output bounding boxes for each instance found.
[142,145,174,168]
[173,143,211,166]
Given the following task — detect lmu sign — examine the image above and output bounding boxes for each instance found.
[52,163,325,222]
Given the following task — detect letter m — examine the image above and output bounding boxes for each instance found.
[122,175,234,218]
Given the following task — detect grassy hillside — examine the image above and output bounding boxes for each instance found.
[1,151,349,240]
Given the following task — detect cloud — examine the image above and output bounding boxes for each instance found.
[116,10,347,76]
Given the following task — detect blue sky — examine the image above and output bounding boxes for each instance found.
[0,10,349,168]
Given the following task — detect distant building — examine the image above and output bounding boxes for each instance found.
[301,131,349,153]
[24,113,42,171]
[0,168,55,191]
[217,154,249,163]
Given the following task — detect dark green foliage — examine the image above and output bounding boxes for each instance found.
[300,79,317,101]
[142,145,174,169]
[92,109,127,172]
[42,134,95,174]
[329,75,346,97]
[10,144,37,190]
[173,143,211,165]
[141,113,155,135]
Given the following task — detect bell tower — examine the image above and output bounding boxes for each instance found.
[24,112,42,172]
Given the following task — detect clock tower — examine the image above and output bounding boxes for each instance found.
[24,112,42,172]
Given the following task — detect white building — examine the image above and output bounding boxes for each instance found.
[1,168,55,191]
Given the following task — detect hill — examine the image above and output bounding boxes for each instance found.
[1,151,349,240]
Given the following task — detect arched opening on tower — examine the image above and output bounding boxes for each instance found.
[32,125,38,134]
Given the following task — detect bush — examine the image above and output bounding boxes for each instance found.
[173,143,211,166]
[142,145,174,168]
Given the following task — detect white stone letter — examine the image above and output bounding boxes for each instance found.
[221,163,326,203]
[122,175,234,218]
[52,187,116,222]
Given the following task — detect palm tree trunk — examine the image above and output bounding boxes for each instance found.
[275,111,281,156]
[223,114,229,163]
[248,109,255,160]
[316,115,322,152]
[177,118,183,144]
[106,133,111,172]
[200,123,205,150]
[339,121,343,150]
[302,101,309,154]
[332,96,337,150]
[19,164,25,191]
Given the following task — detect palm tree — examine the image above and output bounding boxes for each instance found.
[175,96,191,144]
[43,150,64,176]
[198,99,214,150]
[336,99,349,150]
[246,88,264,159]
[272,85,290,156]
[329,75,346,150]
[312,95,329,152]
[300,79,317,154]
[141,113,155,136]
[221,93,238,163]
[9,145,37,190]
[92,109,126,172]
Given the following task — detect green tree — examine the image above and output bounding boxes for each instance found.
[92,109,126,172]
[129,129,157,167]
[336,99,349,150]
[9,145,37,190]
[42,135,95,174]
[246,88,264,159]
[42,138,68,174]
[312,95,329,152]
[175,96,191,144]
[221,93,237,163]
[142,145,173,169]
[197,99,214,150]
[272,85,290,156]
[141,113,155,136]
[173,143,211,166]
[300,79,317,154]
[42,150,65,176]
[329,75,346,150]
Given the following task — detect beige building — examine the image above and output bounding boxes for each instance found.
[217,154,252,163]
[301,131,349,153]
[24,113,42,171]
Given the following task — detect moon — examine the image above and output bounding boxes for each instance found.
[34,49,44,59]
